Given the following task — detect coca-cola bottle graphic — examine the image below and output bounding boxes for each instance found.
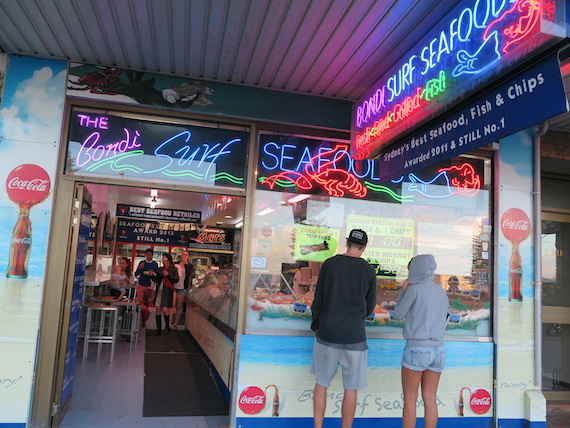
[5,164,51,278]
[458,387,471,417]
[501,208,531,302]
[509,245,523,301]
[265,384,280,417]
[7,207,32,278]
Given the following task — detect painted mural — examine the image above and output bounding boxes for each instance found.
[496,128,539,422]
[235,335,494,427]
[0,56,67,426]
[66,63,352,130]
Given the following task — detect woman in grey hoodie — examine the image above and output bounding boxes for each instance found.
[393,254,450,428]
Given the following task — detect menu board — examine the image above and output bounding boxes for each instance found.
[294,225,339,262]
[347,215,414,279]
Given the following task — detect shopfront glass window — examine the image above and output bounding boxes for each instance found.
[246,134,493,337]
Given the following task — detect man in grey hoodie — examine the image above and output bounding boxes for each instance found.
[393,254,450,428]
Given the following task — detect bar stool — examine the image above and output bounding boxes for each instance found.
[113,300,141,352]
[82,303,119,363]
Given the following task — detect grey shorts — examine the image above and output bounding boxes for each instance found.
[175,289,185,296]
[311,338,367,390]
[401,346,446,372]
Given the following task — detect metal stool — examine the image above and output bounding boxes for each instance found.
[82,303,119,363]
[113,300,141,352]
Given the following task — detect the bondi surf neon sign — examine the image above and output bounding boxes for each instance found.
[67,111,249,187]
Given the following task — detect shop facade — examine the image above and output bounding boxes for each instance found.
[0,1,569,427]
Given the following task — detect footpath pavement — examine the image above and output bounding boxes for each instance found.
[547,401,570,428]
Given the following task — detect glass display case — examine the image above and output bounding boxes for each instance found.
[187,268,238,330]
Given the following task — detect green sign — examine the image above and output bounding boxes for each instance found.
[294,225,339,262]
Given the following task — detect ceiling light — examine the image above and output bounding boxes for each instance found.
[257,208,275,216]
[235,221,243,228]
[287,194,311,204]
[224,215,233,219]
[150,189,159,197]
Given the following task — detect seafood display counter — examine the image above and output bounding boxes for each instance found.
[187,268,238,332]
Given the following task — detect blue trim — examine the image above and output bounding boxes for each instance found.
[183,331,231,406]
[497,420,546,428]
[0,424,27,428]
[236,417,493,427]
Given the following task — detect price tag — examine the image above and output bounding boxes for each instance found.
[293,302,307,315]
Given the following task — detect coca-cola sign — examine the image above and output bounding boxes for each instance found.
[501,208,531,245]
[470,389,492,414]
[238,386,266,415]
[6,164,51,207]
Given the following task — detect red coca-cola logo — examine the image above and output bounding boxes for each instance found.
[501,208,531,244]
[470,389,492,414]
[238,386,266,415]
[6,164,51,207]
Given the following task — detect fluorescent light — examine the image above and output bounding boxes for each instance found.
[235,221,243,228]
[288,194,311,204]
[257,208,275,216]
[150,189,159,197]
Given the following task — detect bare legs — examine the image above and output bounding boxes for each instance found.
[341,389,357,428]
[171,292,184,328]
[313,384,357,428]
[169,293,177,328]
[421,370,442,428]
[313,383,326,428]
[401,367,442,428]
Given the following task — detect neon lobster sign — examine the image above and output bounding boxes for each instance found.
[257,136,481,201]
[352,0,554,159]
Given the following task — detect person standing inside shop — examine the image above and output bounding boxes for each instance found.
[134,248,159,326]
[151,253,179,335]
[172,250,193,329]
[310,229,376,428]
[393,254,449,428]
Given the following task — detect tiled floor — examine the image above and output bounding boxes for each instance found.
[60,313,229,428]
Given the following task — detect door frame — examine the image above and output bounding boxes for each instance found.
[30,178,77,426]
[542,210,570,401]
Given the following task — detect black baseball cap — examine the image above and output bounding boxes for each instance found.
[347,229,368,245]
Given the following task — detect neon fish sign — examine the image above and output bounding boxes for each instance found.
[257,136,481,201]
[352,0,555,159]
[69,112,248,187]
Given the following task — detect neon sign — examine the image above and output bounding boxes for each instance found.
[257,135,481,201]
[355,71,447,149]
[67,111,249,188]
[352,0,559,159]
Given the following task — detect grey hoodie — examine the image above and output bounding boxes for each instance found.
[393,254,450,347]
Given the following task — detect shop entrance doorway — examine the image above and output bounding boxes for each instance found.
[542,211,570,400]
[51,181,243,426]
